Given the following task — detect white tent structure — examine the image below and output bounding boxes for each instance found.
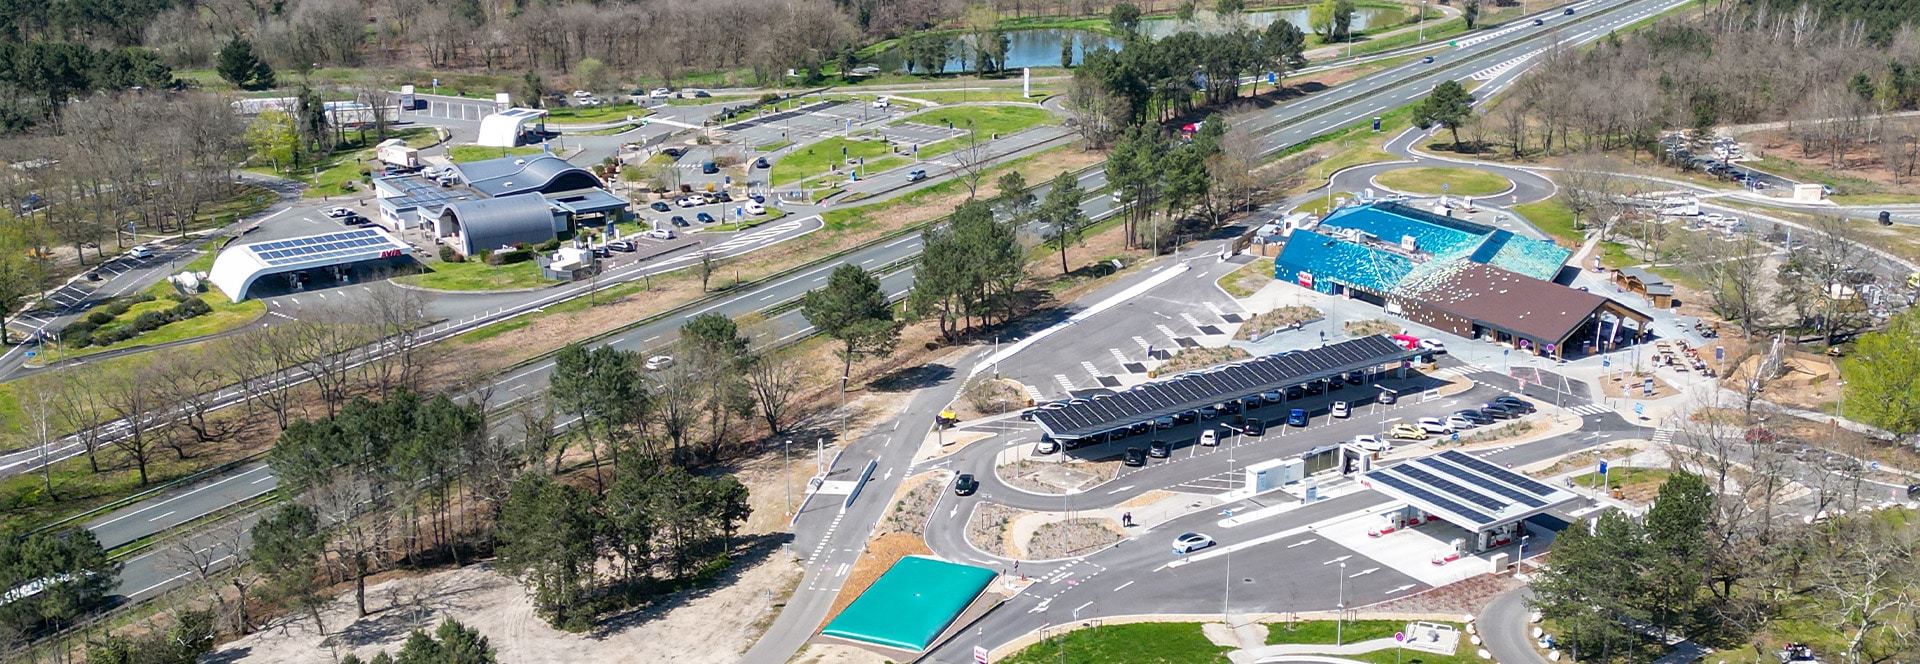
[476,108,549,147]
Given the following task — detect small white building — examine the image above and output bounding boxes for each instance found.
[476,108,549,147]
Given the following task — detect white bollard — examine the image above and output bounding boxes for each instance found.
[1477,649,1493,660]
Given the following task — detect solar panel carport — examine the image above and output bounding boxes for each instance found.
[1032,335,1421,439]
[1361,450,1581,533]
[209,227,412,302]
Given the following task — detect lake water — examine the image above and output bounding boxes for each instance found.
[871,6,1406,72]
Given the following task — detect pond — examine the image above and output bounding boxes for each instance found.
[868,5,1409,73]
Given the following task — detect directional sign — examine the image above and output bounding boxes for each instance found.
[1396,632,1407,643]
[1598,460,1609,475]
[1633,402,1645,415]
[1643,378,1655,396]
[975,646,990,664]
[1715,346,1725,361]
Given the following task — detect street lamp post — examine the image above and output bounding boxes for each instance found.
[784,439,793,515]
[1336,561,1348,645]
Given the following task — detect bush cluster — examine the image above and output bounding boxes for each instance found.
[61,293,213,349]
[438,245,464,263]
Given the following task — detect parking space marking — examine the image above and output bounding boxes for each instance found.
[1054,375,1075,394]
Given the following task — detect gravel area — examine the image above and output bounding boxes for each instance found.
[966,502,1031,557]
[876,473,945,538]
[1024,518,1125,559]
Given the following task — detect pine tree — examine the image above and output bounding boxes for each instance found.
[216,37,275,90]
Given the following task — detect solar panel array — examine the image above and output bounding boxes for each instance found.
[244,229,405,267]
[1032,335,1415,438]
[1364,450,1579,529]
[385,175,466,210]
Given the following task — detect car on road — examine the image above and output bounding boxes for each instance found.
[650,201,671,212]
[670,216,690,227]
[607,240,635,252]
[644,228,675,240]
[701,162,718,174]
[744,201,767,215]
[343,214,371,226]
[1124,447,1147,466]
[1288,409,1308,427]
[128,245,154,259]
[1444,415,1477,431]
[1416,417,1454,434]
[1480,404,1520,420]
[1564,6,1575,13]
[663,148,683,158]
[754,157,770,169]
[325,206,354,218]
[591,245,611,258]
[644,355,675,371]
[1422,55,1435,64]
[1331,401,1351,418]
[1533,17,1545,25]
[1199,429,1217,446]
[1419,339,1447,353]
[1493,396,1536,413]
[954,474,980,495]
[748,193,766,203]
[650,87,672,98]
[696,212,716,223]
[1351,435,1390,452]
[1172,532,1215,555]
[1455,410,1494,425]
[908,169,928,182]
[1376,387,1398,404]
[1148,440,1171,458]
[1389,423,1429,440]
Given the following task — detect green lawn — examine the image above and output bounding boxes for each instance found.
[449,145,547,163]
[246,127,437,198]
[771,137,898,186]
[1000,623,1230,664]
[542,103,650,124]
[1374,167,1512,196]
[897,105,1055,140]
[898,89,1046,104]
[757,140,793,152]
[1265,620,1407,645]
[396,258,551,291]
[1570,466,1670,492]
[35,281,266,364]
[1513,199,1583,246]
[666,94,759,106]
[1830,193,1920,206]
[700,206,788,232]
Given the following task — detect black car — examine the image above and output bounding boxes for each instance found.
[1148,440,1171,458]
[1286,385,1306,400]
[1564,6,1575,14]
[701,162,718,174]
[1123,447,1147,466]
[754,157,770,169]
[1345,371,1364,385]
[1173,411,1198,425]
[1020,408,1037,421]
[714,191,733,202]
[650,201,671,212]
[1493,396,1536,413]
[1327,379,1345,391]
[1455,410,1495,425]
[663,148,683,158]
[1480,404,1520,420]
[749,193,766,203]
[671,216,690,227]
[1304,381,1326,396]
[1106,428,1128,442]
[696,212,716,223]
[1532,17,1544,25]
[1244,419,1266,436]
[1422,55,1435,64]
[1222,401,1242,414]
[591,245,611,258]
[954,474,980,495]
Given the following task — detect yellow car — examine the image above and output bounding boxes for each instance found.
[1388,423,1429,440]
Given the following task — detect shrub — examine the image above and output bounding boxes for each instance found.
[486,248,533,266]
[536,238,562,252]
[171,298,211,318]
[438,245,464,263]
[86,311,115,326]
[66,333,92,349]
[64,320,97,336]
[133,310,170,331]
[130,293,155,304]
[759,92,780,105]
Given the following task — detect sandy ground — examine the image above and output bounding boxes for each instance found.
[791,642,897,664]
[215,557,801,664]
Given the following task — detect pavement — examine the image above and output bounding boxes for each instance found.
[1478,587,1548,664]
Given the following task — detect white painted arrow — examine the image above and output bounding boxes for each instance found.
[1323,555,1353,565]
[1287,539,1319,548]
[1351,567,1380,577]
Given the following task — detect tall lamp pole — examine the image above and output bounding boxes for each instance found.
[784,438,793,514]
[1336,561,1348,645]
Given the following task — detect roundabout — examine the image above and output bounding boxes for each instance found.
[1371,167,1515,197]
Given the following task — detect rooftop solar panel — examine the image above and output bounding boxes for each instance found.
[1367,471,1494,526]
[1422,458,1546,508]
[1390,465,1515,512]
[1440,450,1557,496]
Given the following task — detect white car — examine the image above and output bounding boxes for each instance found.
[324,206,353,218]
[1330,401,1351,418]
[1417,417,1454,434]
[650,87,672,98]
[571,89,592,98]
[870,96,890,109]
[643,228,675,240]
[744,201,767,215]
[1351,435,1390,452]
[643,355,674,371]
[1172,532,1215,555]
[1444,415,1478,431]
[1418,338,1447,353]
[128,245,154,259]
[1199,429,1217,446]
[677,196,702,208]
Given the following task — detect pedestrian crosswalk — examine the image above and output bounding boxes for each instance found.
[1565,403,1610,416]
[1054,374,1076,393]
[1652,428,1677,445]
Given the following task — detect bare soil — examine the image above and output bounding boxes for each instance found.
[876,472,945,538]
[966,502,1032,558]
[1359,572,1523,615]
[1155,346,1253,376]
[1345,319,1400,337]
[1600,373,1678,399]
[1024,518,1125,559]
[790,643,897,664]
[823,533,932,625]
[213,558,801,664]
[955,378,1030,420]
[1235,305,1323,341]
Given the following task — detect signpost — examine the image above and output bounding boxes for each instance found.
[1643,377,1654,397]
[1396,632,1406,664]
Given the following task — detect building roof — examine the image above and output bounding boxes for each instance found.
[452,154,601,198]
[1277,229,1418,293]
[376,173,477,212]
[543,188,630,215]
[475,107,548,147]
[209,227,409,302]
[439,195,556,254]
[1617,266,1674,295]
[1034,335,1420,438]
[1362,450,1582,531]
[1295,202,1573,289]
[1398,262,1639,345]
[820,556,996,651]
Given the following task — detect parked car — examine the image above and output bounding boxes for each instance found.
[1129,422,1152,435]
[954,474,980,495]
[1331,401,1351,418]
[1376,387,1399,404]
[1480,404,1520,420]
[607,240,635,252]
[670,216,690,227]
[643,228,675,240]
[1148,440,1171,458]
[1286,386,1306,400]
[1389,423,1429,440]
[1417,417,1454,434]
[1200,405,1219,419]
[1455,410,1494,425]
[1171,532,1215,554]
[591,245,611,258]
[1155,415,1176,429]
[1174,411,1198,425]
[1326,379,1345,392]
[1123,447,1147,466]
[128,245,154,259]
[1304,381,1326,396]
[644,355,675,371]
[1035,438,1059,454]
[677,196,701,208]
[650,201,672,212]
[1345,371,1365,385]
[713,191,733,202]
[1262,391,1283,404]
[1199,429,1217,446]
[324,206,353,218]
[696,212,716,223]
[650,87,673,98]
[908,169,928,182]
[1243,419,1265,436]
[1444,415,1477,431]
[1288,409,1308,427]
[1352,435,1390,452]
[1419,339,1447,353]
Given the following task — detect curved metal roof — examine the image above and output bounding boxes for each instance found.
[453,154,602,198]
[439,195,556,255]
[209,228,409,302]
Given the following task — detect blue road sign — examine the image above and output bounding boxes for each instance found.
[1715,347,1725,361]
[1269,72,1277,83]
[1603,358,1611,368]
[1633,402,1645,415]
[1598,460,1609,474]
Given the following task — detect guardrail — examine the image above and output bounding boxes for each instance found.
[843,459,877,512]
[27,450,271,542]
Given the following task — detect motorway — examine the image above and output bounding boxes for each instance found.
[9,0,1712,636]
